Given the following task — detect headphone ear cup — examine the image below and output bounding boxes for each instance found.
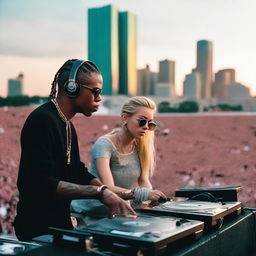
[64,81,80,98]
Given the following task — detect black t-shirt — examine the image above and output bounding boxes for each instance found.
[14,101,95,241]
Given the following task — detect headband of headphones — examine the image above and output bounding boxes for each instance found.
[64,59,86,98]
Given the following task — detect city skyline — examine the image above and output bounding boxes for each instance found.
[0,0,255,97]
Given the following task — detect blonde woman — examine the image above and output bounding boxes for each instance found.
[71,96,166,218]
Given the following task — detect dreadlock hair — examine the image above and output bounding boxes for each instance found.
[49,59,101,99]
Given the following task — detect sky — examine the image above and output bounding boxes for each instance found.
[0,0,256,97]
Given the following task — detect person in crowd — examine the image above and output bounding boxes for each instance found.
[71,96,167,218]
[14,59,135,241]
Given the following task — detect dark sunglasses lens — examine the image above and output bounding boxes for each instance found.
[94,89,102,98]
[139,119,147,127]
[148,122,156,131]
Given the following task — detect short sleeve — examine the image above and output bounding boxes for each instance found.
[92,137,113,159]
[78,161,96,185]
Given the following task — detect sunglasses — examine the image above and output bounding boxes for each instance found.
[79,84,102,99]
[137,118,156,131]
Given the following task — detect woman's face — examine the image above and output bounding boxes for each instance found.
[125,107,155,138]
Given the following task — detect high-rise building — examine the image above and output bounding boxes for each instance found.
[183,69,201,100]
[88,5,119,95]
[88,5,137,96]
[196,40,213,99]
[156,59,176,98]
[119,11,137,95]
[212,69,236,99]
[8,73,23,96]
[137,65,156,96]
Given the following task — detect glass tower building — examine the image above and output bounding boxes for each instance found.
[8,73,23,97]
[88,5,119,95]
[88,5,137,96]
[196,40,213,99]
[118,11,137,95]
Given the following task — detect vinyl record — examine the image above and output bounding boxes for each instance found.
[93,215,177,233]
[161,200,223,212]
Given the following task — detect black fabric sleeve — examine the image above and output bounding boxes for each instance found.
[78,161,96,185]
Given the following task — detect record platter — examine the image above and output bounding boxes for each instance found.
[138,200,242,230]
[76,214,204,256]
[0,238,41,255]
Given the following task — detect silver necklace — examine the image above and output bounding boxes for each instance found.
[51,98,72,165]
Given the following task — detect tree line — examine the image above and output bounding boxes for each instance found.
[158,101,243,113]
[0,96,49,106]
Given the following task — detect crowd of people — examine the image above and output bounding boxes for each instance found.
[0,159,19,234]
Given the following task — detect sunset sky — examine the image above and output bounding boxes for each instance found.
[0,0,255,97]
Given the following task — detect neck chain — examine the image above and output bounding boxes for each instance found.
[51,98,72,165]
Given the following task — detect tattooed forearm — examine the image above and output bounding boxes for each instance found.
[84,186,98,194]
[101,191,113,200]
[56,181,99,199]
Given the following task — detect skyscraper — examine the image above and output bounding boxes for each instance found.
[119,11,137,95]
[137,65,156,96]
[88,5,119,95]
[156,59,176,97]
[196,40,213,99]
[88,5,137,96]
[183,69,201,100]
[212,69,236,99]
[8,73,23,97]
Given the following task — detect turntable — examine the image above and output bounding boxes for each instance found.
[76,214,204,256]
[0,238,41,255]
[138,200,242,230]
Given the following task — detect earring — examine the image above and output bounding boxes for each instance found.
[123,122,127,130]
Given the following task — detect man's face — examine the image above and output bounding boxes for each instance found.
[74,73,103,116]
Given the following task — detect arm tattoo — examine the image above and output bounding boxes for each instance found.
[83,186,98,194]
[102,192,113,200]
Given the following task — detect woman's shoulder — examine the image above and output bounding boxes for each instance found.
[93,135,115,149]
[95,135,113,144]
[93,134,119,152]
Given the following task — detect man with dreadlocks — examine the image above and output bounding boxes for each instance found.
[14,59,136,241]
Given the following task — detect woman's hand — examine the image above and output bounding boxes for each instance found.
[148,189,167,202]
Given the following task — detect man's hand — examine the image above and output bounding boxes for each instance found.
[100,188,137,219]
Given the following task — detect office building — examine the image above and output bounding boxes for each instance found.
[88,5,119,95]
[228,82,250,99]
[88,5,137,96]
[212,69,236,99]
[156,59,176,97]
[137,65,156,96]
[8,73,23,97]
[118,11,137,95]
[196,40,213,99]
[183,69,201,100]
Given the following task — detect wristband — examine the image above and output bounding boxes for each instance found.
[97,185,108,199]
[133,187,151,202]
[121,189,135,199]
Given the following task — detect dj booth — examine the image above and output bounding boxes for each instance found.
[1,186,256,256]
[0,209,255,256]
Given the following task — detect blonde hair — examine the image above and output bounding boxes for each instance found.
[121,96,156,180]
